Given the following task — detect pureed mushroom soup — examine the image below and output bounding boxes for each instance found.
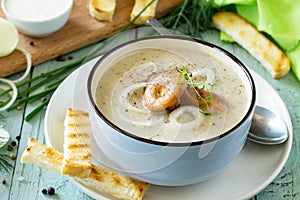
[95,45,251,143]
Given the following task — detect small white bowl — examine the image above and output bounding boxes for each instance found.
[1,0,73,37]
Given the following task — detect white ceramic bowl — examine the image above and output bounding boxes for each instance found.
[87,36,256,186]
[1,0,73,37]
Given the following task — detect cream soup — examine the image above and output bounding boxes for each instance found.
[95,48,250,143]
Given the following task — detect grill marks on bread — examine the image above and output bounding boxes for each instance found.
[21,138,149,200]
[77,162,149,200]
[21,108,149,199]
[21,138,63,174]
[61,108,92,178]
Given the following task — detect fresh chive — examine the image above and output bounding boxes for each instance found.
[120,0,157,32]
[24,98,50,121]
[46,75,67,89]
[0,58,84,98]
[0,98,11,108]
[11,87,56,108]
[16,66,73,99]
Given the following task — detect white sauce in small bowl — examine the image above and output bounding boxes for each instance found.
[4,0,71,21]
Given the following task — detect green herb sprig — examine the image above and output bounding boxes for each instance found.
[0,154,12,172]
[178,66,211,115]
[160,0,216,37]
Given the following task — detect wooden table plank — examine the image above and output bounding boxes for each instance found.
[0,68,32,199]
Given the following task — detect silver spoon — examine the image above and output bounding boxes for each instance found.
[147,19,289,145]
[248,106,288,145]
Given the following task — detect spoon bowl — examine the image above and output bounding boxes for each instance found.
[248,106,288,145]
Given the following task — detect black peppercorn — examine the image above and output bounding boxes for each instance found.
[48,187,55,195]
[55,56,66,62]
[11,141,17,147]
[1,179,6,184]
[42,188,47,195]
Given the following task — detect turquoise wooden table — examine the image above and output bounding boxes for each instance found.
[0,28,299,200]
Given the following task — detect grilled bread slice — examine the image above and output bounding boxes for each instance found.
[89,0,116,22]
[21,138,149,200]
[131,0,159,24]
[75,164,149,200]
[61,108,92,178]
[212,11,290,79]
[21,138,63,174]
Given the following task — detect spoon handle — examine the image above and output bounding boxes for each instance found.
[147,18,172,35]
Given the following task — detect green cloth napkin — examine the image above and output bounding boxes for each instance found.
[214,0,300,80]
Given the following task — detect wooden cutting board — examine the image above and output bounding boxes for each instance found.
[0,0,183,77]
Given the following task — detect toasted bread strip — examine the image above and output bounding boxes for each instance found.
[21,138,149,200]
[61,108,92,178]
[75,165,149,200]
[89,0,116,22]
[131,0,159,24]
[212,11,290,79]
[21,138,63,174]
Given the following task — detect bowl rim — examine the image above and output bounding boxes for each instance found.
[1,0,73,23]
[87,35,256,147]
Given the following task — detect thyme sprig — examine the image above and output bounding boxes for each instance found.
[178,66,211,115]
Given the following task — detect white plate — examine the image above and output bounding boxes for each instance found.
[45,57,292,200]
